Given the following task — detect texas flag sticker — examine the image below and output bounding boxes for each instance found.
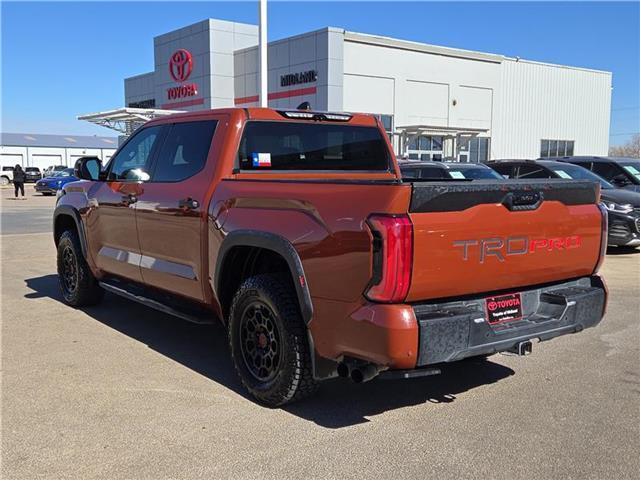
[252,152,272,167]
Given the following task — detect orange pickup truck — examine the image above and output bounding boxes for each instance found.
[54,107,608,406]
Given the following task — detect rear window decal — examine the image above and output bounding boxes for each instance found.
[252,152,272,167]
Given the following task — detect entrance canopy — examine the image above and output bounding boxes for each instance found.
[77,107,184,136]
[394,124,490,161]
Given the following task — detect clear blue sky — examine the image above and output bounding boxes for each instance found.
[2,1,639,146]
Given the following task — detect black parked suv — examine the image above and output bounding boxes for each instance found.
[545,156,640,192]
[488,159,640,248]
[24,167,42,182]
[399,161,503,180]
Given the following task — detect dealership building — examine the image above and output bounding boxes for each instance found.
[121,18,613,162]
[0,17,607,168]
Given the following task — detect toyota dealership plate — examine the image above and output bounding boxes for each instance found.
[485,293,523,325]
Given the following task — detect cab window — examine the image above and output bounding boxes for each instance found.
[152,120,218,182]
[108,126,162,181]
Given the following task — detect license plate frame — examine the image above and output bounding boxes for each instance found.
[485,293,523,325]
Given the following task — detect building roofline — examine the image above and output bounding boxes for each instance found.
[344,31,504,63]
[234,26,345,55]
[124,71,154,82]
[344,30,612,75]
[1,132,118,149]
[503,56,611,75]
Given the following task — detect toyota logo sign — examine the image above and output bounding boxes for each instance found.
[169,49,193,82]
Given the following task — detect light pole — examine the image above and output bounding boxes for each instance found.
[258,0,268,107]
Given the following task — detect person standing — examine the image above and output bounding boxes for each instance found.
[13,164,26,198]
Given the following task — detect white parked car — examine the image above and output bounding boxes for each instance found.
[1,166,14,186]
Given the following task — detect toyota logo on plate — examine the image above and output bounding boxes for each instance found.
[169,49,193,82]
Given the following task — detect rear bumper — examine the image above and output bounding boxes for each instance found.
[332,276,606,371]
[414,276,606,365]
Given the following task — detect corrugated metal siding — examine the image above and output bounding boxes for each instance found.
[492,60,611,159]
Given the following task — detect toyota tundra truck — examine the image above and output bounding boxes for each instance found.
[53,107,608,406]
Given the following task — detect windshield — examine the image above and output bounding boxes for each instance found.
[26,168,39,172]
[51,169,72,177]
[549,163,614,189]
[618,161,640,182]
[446,165,502,180]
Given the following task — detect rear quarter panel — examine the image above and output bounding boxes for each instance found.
[208,179,411,360]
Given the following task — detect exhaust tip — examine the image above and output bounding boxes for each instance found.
[350,368,364,383]
[337,362,350,378]
[350,364,380,383]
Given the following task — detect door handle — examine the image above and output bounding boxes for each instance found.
[178,198,199,210]
[122,193,137,205]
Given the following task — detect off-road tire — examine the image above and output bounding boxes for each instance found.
[57,230,104,307]
[228,273,318,407]
[0,176,9,186]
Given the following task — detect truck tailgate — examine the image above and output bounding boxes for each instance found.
[406,180,604,302]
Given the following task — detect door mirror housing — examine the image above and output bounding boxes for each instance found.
[74,156,103,181]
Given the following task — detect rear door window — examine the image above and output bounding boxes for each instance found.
[417,166,447,179]
[591,162,623,182]
[489,164,515,179]
[152,120,218,182]
[238,121,390,171]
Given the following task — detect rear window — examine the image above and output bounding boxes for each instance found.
[237,121,390,171]
[400,165,447,180]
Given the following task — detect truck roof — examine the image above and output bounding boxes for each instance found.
[145,107,379,127]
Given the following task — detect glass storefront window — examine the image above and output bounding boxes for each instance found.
[465,137,490,163]
[541,140,549,158]
[419,136,431,150]
[406,134,444,161]
[566,141,574,156]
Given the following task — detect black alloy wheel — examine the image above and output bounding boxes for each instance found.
[239,301,282,382]
[60,244,79,298]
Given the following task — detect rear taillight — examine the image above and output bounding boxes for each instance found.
[365,214,413,303]
[593,202,608,273]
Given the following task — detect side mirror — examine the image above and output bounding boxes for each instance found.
[74,156,102,181]
[611,174,630,186]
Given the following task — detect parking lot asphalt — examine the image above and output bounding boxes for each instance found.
[2,188,639,479]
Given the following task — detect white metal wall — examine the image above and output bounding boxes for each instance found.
[342,36,611,159]
[342,40,500,134]
[491,59,611,159]
[0,146,116,169]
